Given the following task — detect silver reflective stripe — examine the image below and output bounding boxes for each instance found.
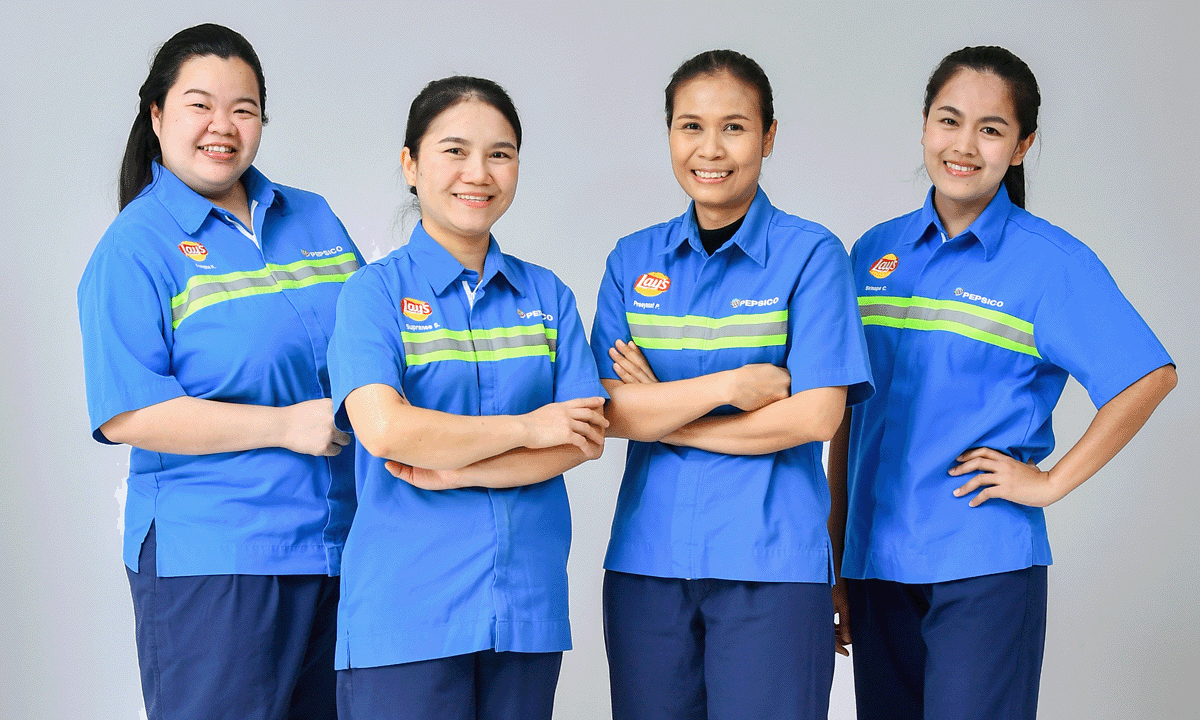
[626,319,788,342]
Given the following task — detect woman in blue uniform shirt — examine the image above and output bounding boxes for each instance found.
[327,76,608,720]
[78,24,361,720]
[832,46,1177,720]
[591,50,874,720]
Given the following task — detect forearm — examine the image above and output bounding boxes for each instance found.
[348,386,528,470]
[1045,364,1177,498]
[662,386,848,455]
[451,444,599,489]
[827,408,852,579]
[100,396,293,454]
[602,376,732,442]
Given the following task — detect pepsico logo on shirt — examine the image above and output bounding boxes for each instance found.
[178,241,208,261]
[402,297,433,321]
[633,272,671,297]
[868,253,899,279]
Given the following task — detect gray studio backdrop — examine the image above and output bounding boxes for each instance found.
[2,1,1195,718]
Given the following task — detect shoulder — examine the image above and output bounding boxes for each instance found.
[611,215,684,257]
[273,183,337,216]
[855,207,924,251]
[762,206,847,269]
[1003,207,1095,262]
[502,253,572,295]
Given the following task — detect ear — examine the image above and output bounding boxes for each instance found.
[761,119,778,158]
[920,109,929,145]
[150,102,163,140]
[1010,132,1035,166]
[401,146,418,189]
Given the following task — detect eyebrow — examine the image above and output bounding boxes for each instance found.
[436,136,518,151]
[182,88,260,107]
[675,113,752,122]
[935,105,1010,125]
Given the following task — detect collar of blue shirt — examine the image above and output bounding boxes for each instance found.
[406,221,527,298]
[906,184,1015,261]
[148,161,286,236]
[659,186,772,268]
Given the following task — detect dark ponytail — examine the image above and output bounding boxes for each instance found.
[118,24,267,210]
[924,46,1039,208]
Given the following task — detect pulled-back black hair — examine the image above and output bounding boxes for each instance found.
[402,76,522,197]
[924,46,1040,208]
[118,24,267,210]
[665,50,774,132]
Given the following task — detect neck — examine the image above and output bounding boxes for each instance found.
[932,190,993,239]
[694,197,753,231]
[210,180,253,229]
[425,223,489,274]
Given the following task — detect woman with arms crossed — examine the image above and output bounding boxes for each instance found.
[78,24,361,720]
[832,45,1176,720]
[328,76,607,720]
[592,50,873,720]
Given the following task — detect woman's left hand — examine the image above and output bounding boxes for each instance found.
[609,339,659,384]
[949,448,1063,507]
[385,461,462,491]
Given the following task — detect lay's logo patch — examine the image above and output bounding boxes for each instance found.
[402,298,432,321]
[634,272,671,297]
[868,253,899,279]
[178,241,208,261]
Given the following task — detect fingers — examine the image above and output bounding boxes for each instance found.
[609,342,657,384]
[333,430,352,447]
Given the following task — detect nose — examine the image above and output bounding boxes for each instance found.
[698,128,723,160]
[950,126,977,156]
[208,108,235,134]
[460,153,490,184]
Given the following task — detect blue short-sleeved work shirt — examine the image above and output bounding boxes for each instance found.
[327,223,606,670]
[78,162,362,576]
[844,186,1173,584]
[590,188,874,584]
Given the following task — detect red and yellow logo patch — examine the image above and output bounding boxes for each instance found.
[178,241,208,261]
[402,298,433,321]
[868,253,899,279]
[633,272,671,297]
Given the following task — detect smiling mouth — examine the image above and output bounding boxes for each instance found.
[693,170,731,179]
[944,161,978,173]
[199,144,236,155]
[454,193,494,206]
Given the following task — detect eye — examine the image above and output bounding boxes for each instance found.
[981,126,1002,136]
[723,123,744,132]
[679,121,701,131]
[190,103,210,110]
[490,150,513,160]
[444,147,465,155]
[939,117,958,126]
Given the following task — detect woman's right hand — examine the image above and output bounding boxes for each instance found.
[723,364,791,411]
[521,397,609,451]
[283,398,352,457]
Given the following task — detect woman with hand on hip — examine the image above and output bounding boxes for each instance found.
[78,23,361,720]
[328,76,607,720]
[833,45,1176,720]
[591,50,874,720]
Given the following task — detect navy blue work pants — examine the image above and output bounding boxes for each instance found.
[846,566,1048,720]
[603,570,834,720]
[126,523,338,720]
[336,648,563,720]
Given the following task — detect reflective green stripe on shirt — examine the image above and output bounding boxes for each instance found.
[402,324,557,366]
[626,310,788,351]
[170,252,359,328]
[858,295,1039,358]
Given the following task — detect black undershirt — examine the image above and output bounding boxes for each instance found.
[696,213,746,255]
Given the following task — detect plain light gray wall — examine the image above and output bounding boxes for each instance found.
[2,1,1195,718]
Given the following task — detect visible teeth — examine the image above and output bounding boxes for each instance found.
[200,145,234,153]
[456,194,489,202]
[694,170,731,179]
[946,162,976,172]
